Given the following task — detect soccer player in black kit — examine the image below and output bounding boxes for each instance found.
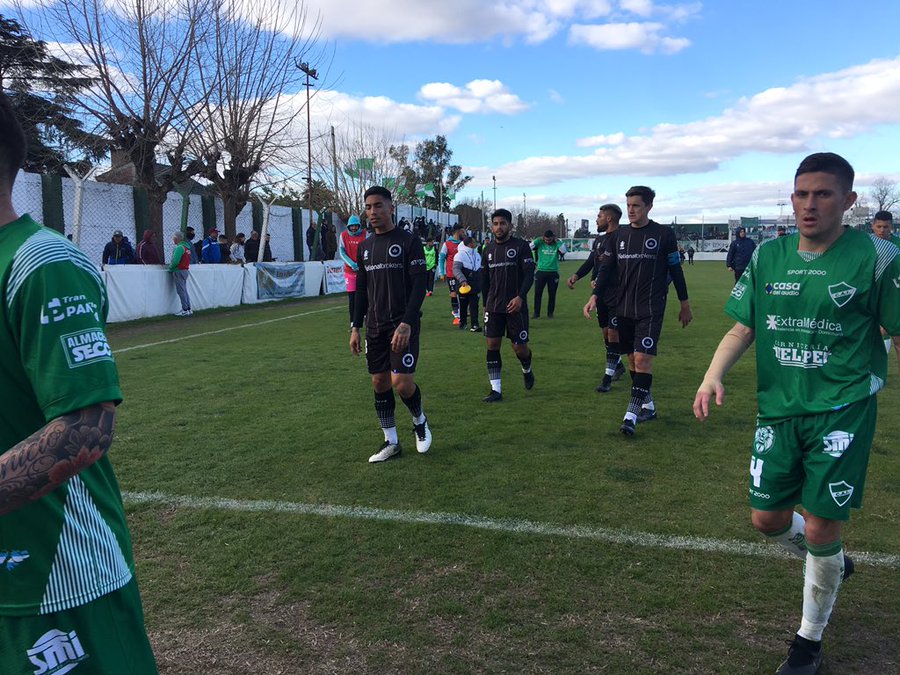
[350,186,432,462]
[568,203,626,392]
[481,208,536,402]
[584,186,692,436]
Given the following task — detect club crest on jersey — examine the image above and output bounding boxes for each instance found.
[618,241,625,250]
[506,248,517,259]
[828,282,856,308]
[388,244,402,258]
[828,481,854,507]
[644,238,658,250]
[822,431,853,458]
[363,250,370,260]
[1,550,30,571]
[754,426,774,455]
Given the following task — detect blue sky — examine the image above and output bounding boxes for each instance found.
[306,0,900,227]
[10,0,900,228]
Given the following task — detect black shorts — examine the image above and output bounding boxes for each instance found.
[596,303,619,330]
[484,310,529,344]
[616,315,662,356]
[365,324,421,374]
[447,277,458,294]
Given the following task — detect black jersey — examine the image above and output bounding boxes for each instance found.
[481,236,535,313]
[354,227,427,333]
[599,220,682,320]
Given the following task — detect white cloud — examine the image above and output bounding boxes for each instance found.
[569,21,690,54]
[548,89,565,104]
[418,80,529,115]
[294,0,690,47]
[468,57,900,188]
[576,132,625,147]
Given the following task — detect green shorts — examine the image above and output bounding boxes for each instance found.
[748,396,876,521]
[0,579,158,674]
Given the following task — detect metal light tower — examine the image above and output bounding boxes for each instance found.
[297,61,318,258]
[523,192,526,229]
[492,175,497,211]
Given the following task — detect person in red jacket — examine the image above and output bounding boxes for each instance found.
[438,227,465,325]
[135,229,163,264]
[340,215,368,323]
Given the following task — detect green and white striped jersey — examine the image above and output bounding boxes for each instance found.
[0,215,132,616]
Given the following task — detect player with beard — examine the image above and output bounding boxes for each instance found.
[568,203,626,392]
[584,186,692,436]
[350,186,431,463]
[481,209,536,402]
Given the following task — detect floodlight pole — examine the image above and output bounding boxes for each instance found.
[297,60,319,258]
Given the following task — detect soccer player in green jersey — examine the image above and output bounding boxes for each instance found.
[0,95,157,673]
[693,153,900,675]
[530,229,567,319]
[871,210,900,367]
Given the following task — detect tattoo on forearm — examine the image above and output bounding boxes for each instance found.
[0,403,116,516]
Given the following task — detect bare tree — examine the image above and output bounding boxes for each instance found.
[187,0,325,238]
[25,0,211,240]
[870,176,899,213]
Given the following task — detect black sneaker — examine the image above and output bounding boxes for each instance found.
[842,553,854,581]
[368,441,401,463]
[636,407,658,423]
[776,635,823,675]
[612,361,626,382]
[620,419,636,436]
[459,322,467,330]
[596,375,612,393]
[483,390,503,403]
[470,325,482,332]
[523,370,535,390]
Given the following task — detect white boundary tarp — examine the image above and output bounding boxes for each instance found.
[104,265,244,322]
[322,261,346,294]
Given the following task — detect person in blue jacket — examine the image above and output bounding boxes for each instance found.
[201,227,222,263]
[101,229,134,266]
[726,226,756,282]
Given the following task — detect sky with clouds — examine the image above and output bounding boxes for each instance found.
[10,0,900,228]
[294,0,900,227]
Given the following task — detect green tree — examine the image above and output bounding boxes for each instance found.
[0,15,109,173]
[390,135,472,210]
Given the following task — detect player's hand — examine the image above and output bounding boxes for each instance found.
[693,379,725,421]
[582,294,597,319]
[679,301,693,328]
[590,280,596,289]
[349,328,362,356]
[566,275,577,289]
[506,296,523,313]
[391,322,412,353]
[726,267,733,272]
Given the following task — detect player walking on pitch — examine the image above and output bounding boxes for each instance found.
[584,186,692,435]
[481,209,536,402]
[693,153,900,675]
[569,203,626,392]
[350,186,432,463]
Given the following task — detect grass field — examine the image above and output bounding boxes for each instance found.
[106,260,900,674]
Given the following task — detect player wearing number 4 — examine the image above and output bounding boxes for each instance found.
[694,153,900,675]
[350,186,432,463]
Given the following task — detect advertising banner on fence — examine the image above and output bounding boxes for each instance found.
[255,263,306,299]
[323,261,346,294]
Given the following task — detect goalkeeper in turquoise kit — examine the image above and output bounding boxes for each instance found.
[694,152,900,675]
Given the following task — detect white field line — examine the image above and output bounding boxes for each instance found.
[122,491,900,569]
[114,305,342,354]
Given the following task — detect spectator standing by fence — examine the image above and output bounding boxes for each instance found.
[135,229,162,265]
[245,230,260,263]
[168,231,193,317]
[726,227,756,282]
[201,228,221,264]
[102,229,134,267]
[230,233,246,264]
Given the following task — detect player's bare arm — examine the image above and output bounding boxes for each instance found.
[391,322,412,352]
[0,402,116,516]
[693,322,755,421]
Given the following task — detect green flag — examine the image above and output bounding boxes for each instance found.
[356,158,375,171]
[423,182,435,197]
[383,177,396,189]
[344,167,359,179]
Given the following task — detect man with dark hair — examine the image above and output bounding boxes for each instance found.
[453,236,482,332]
[694,152,900,675]
[584,186,692,435]
[481,208,536,402]
[530,229,567,319]
[0,93,157,672]
[350,186,431,462]
[569,203,625,392]
[871,210,900,365]
[726,226,756,282]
